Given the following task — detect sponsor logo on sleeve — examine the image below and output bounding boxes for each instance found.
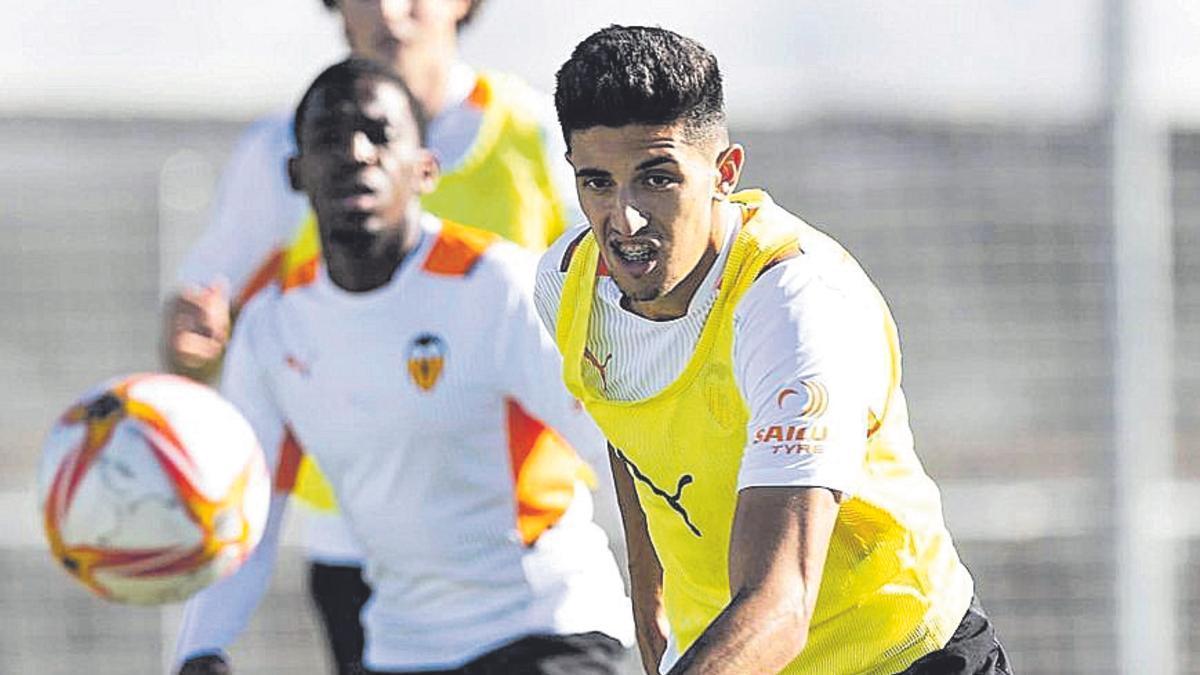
[753,380,830,455]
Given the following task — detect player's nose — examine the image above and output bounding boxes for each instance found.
[348,131,376,165]
[609,194,650,237]
[379,0,413,23]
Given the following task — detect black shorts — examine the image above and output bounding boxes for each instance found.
[308,562,372,675]
[365,632,625,675]
[897,596,1012,674]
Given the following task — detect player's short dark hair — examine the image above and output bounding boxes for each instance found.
[319,0,487,29]
[293,58,428,147]
[554,25,726,147]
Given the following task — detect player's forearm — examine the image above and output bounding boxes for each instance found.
[173,493,287,667]
[610,446,667,673]
[623,503,668,673]
[669,488,837,674]
[666,582,810,675]
[628,559,667,673]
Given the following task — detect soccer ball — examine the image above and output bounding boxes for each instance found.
[37,373,270,605]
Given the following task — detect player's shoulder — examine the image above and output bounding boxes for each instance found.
[735,241,881,345]
[417,217,537,290]
[738,256,822,317]
[228,279,287,356]
[538,223,592,278]
[739,199,881,311]
[241,265,292,313]
[240,237,321,325]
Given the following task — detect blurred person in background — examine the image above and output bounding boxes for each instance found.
[162,1,582,673]
[174,58,632,675]
[537,26,1011,674]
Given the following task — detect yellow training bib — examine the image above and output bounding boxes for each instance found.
[556,190,973,673]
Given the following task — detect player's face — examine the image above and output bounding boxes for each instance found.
[568,123,742,319]
[339,0,471,67]
[291,77,435,271]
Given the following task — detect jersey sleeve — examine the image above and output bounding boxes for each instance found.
[733,261,879,497]
[175,115,304,304]
[173,311,291,666]
[491,245,608,469]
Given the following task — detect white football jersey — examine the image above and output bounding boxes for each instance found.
[175,215,633,671]
[176,64,579,565]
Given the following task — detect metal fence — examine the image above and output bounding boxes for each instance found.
[1,114,1195,673]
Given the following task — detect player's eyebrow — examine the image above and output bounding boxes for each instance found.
[575,168,611,178]
[635,156,678,171]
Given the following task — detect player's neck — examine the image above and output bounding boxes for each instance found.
[326,210,423,293]
[392,47,458,118]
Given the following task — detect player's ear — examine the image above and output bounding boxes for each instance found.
[287,156,304,193]
[414,149,440,194]
[714,144,745,201]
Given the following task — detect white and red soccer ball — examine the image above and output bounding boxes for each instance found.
[37,373,270,605]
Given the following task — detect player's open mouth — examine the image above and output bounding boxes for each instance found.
[333,183,380,212]
[339,193,378,211]
[614,241,654,262]
[608,239,660,277]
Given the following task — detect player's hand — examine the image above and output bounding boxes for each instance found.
[163,282,231,382]
[177,653,232,675]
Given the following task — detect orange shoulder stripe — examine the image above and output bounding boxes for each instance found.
[235,249,285,309]
[466,75,492,109]
[280,255,319,293]
[421,220,500,277]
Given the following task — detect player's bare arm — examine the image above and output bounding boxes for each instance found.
[666,487,838,675]
[609,445,668,673]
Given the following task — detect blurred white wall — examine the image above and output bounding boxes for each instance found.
[0,0,1196,123]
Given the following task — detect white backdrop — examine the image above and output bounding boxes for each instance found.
[2,0,1197,123]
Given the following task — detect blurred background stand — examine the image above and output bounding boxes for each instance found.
[3,2,1200,673]
[1107,0,1177,673]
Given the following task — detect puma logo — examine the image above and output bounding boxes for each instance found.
[583,347,613,393]
[611,445,701,537]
